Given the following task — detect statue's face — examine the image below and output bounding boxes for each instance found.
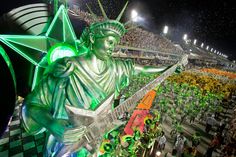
[92,34,119,61]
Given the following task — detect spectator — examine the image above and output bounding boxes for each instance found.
[174,132,187,157]
[157,131,167,151]
[217,119,226,135]
[204,134,220,157]
[205,114,217,134]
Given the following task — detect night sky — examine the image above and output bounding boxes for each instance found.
[1,0,236,60]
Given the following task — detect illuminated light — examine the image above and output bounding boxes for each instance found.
[206,46,209,50]
[183,34,187,41]
[193,39,197,45]
[211,48,213,52]
[189,49,192,52]
[131,10,138,22]
[156,151,161,156]
[214,50,216,53]
[201,43,204,48]
[163,25,168,34]
[47,43,78,64]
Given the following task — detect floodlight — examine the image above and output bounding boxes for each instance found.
[131,10,138,22]
[183,34,187,40]
[201,43,204,48]
[163,25,168,34]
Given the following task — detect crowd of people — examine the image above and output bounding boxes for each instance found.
[148,79,236,157]
[69,7,184,57]
[120,27,184,55]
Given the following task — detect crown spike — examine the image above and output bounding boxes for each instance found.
[98,0,108,19]
[116,1,129,21]
[86,4,99,21]
[124,20,133,26]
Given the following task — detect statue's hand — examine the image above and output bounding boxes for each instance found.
[63,125,87,145]
[48,119,86,145]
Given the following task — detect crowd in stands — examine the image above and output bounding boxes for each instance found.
[120,27,184,55]
[70,7,184,56]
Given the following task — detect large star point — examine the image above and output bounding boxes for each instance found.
[0,5,80,89]
[0,5,79,66]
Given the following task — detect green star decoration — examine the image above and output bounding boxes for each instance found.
[0,5,81,90]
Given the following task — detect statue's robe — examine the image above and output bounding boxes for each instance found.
[21,56,134,156]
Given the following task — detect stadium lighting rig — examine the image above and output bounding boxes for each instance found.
[163,25,169,34]
[183,34,188,41]
[131,9,138,22]
[201,43,204,48]
[130,9,145,23]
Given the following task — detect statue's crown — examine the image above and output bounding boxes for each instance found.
[86,0,128,37]
[90,20,126,37]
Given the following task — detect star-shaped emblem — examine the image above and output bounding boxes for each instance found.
[0,5,81,89]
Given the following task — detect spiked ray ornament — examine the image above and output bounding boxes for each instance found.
[0,5,78,67]
[116,1,129,21]
[97,0,108,20]
[0,5,80,89]
[86,4,99,21]
[83,0,129,38]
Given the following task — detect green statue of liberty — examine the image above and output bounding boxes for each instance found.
[20,1,170,156]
